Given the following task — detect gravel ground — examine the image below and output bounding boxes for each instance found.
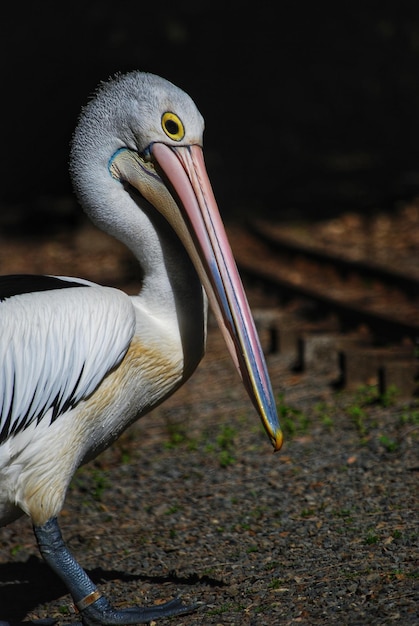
[1,320,418,625]
[0,208,418,625]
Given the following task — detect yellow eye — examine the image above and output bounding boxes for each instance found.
[161,112,185,141]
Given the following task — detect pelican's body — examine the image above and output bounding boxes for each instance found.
[0,72,282,624]
[1,280,196,526]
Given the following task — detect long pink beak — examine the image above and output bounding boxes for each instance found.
[151,143,282,451]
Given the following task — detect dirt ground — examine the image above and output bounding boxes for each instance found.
[0,209,418,625]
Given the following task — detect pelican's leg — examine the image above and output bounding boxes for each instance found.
[34,517,196,625]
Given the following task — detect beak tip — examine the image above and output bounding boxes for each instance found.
[272,430,284,452]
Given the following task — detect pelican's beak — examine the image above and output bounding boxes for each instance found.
[110,143,282,451]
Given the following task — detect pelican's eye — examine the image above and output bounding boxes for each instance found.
[161,112,185,141]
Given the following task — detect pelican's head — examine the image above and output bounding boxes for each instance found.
[71,71,282,451]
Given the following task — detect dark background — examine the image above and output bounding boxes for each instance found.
[2,1,419,222]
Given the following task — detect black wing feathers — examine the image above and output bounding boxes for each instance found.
[0,275,87,302]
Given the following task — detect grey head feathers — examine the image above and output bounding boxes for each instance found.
[70,71,204,171]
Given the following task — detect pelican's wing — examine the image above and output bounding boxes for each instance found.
[0,277,135,444]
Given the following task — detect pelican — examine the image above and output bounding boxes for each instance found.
[0,71,282,624]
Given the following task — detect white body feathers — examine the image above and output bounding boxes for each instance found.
[0,279,191,526]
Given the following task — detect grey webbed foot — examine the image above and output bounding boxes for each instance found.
[33,518,197,625]
[73,595,196,625]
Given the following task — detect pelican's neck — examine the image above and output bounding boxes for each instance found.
[89,183,207,381]
[131,190,204,317]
